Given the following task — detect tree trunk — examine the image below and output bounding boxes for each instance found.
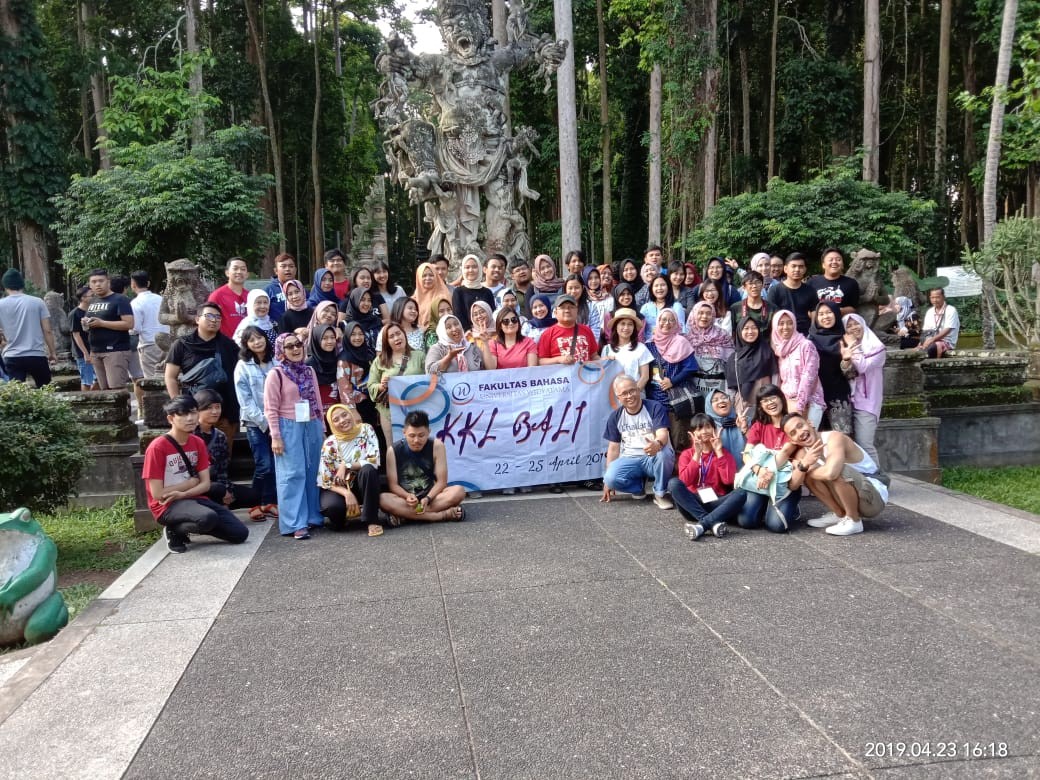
[79,0,109,169]
[738,43,751,190]
[185,0,205,145]
[14,221,48,291]
[554,0,581,255]
[766,0,778,180]
[245,0,287,252]
[933,0,951,190]
[862,0,880,182]
[310,0,323,269]
[648,63,662,246]
[493,0,510,131]
[596,0,612,265]
[981,0,1019,349]
[702,0,719,215]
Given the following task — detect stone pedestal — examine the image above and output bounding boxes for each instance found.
[877,349,940,480]
[55,390,139,508]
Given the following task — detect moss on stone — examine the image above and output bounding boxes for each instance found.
[881,397,928,419]
[926,385,1033,409]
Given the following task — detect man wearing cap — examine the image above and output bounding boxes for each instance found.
[0,268,57,385]
[537,294,599,364]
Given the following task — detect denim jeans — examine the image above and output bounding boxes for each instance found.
[245,425,277,505]
[737,490,802,533]
[75,356,96,387]
[274,417,324,534]
[604,447,675,496]
[667,478,747,528]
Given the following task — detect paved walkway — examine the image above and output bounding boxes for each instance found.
[1,476,1038,779]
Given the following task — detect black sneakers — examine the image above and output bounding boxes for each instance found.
[165,526,188,554]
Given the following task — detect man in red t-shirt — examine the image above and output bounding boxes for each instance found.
[536,295,599,364]
[207,257,250,338]
[324,248,351,300]
[142,395,248,553]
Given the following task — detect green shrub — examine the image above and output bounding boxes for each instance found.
[0,383,89,513]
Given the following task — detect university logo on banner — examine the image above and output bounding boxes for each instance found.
[389,361,623,491]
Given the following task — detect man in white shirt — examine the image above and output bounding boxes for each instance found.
[484,253,508,306]
[130,270,169,378]
[917,287,959,358]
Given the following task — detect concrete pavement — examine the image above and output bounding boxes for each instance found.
[1,475,1038,779]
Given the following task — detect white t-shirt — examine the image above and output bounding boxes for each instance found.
[616,406,655,459]
[922,304,959,348]
[602,342,654,386]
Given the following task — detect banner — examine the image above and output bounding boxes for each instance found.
[389,361,622,491]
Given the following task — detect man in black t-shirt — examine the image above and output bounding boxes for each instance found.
[807,247,860,318]
[765,253,817,334]
[380,410,466,523]
[83,269,134,390]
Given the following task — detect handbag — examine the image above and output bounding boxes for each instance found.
[374,356,408,405]
[666,382,700,419]
[733,443,792,503]
[178,354,226,393]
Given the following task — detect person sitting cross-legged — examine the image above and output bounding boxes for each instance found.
[782,412,889,537]
[600,374,675,510]
[142,395,249,554]
[380,410,467,523]
[318,404,384,536]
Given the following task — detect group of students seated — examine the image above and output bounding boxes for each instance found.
[146,246,903,552]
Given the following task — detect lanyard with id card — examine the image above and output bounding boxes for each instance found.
[295,400,311,422]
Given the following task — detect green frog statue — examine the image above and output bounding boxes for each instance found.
[0,507,69,647]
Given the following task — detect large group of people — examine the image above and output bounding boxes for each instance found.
[1,246,955,552]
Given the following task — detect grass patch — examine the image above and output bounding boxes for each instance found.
[59,583,105,621]
[943,466,1040,515]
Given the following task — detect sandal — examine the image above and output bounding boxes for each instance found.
[261,504,279,519]
[293,529,311,540]
[450,506,466,522]
[386,514,402,528]
[248,506,266,522]
[368,524,384,537]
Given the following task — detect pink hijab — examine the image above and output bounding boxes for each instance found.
[652,310,694,363]
[769,310,809,359]
[685,301,732,359]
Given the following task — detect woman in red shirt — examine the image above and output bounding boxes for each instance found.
[738,383,803,532]
[668,414,745,541]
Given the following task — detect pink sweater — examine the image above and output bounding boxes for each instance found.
[777,340,824,412]
[263,366,320,438]
[848,348,886,418]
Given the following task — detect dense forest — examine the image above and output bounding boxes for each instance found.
[1,0,1037,292]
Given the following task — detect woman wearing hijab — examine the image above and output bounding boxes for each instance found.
[308,268,339,307]
[685,300,733,397]
[531,254,565,302]
[724,315,776,432]
[412,262,453,329]
[521,293,556,345]
[424,297,453,349]
[596,263,615,294]
[264,332,325,539]
[338,320,385,461]
[583,266,614,325]
[341,266,390,324]
[617,258,644,300]
[451,254,496,331]
[340,287,383,352]
[770,309,824,427]
[841,313,887,465]
[318,403,383,537]
[233,289,279,346]
[307,323,342,412]
[307,300,340,342]
[704,389,745,466]
[646,308,702,448]
[808,301,853,434]
[426,314,483,375]
[278,279,313,335]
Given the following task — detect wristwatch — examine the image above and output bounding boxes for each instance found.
[796,461,810,472]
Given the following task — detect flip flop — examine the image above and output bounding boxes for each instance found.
[368,524,384,537]
[451,506,466,522]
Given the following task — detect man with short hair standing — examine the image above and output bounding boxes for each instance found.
[484,253,508,306]
[165,302,241,448]
[265,253,297,322]
[208,257,251,338]
[130,270,168,378]
[765,252,817,334]
[808,247,860,318]
[601,374,675,509]
[324,248,351,300]
[729,269,771,335]
[506,256,534,317]
[83,268,134,390]
[0,268,56,385]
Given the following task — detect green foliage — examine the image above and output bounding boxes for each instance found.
[52,125,273,280]
[0,383,88,514]
[37,497,157,573]
[685,166,938,270]
[0,0,68,227]
[942,465,1040,515]
[962,216,1040,348]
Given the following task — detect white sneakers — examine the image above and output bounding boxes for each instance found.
[807,512,842,528]
[652,494,674,510]
[825,517,864,536]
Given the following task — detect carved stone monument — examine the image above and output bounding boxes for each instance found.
[374,0,567,264]
[156,258,211,354]
[43,290,71,358]
[351,177,390,266]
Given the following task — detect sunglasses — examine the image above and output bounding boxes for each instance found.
[501,317,519,325]
[284,341,303,350]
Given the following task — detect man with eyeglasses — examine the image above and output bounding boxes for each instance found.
[729,269,771,336]
[601,374,675,510]
[165,302,241,447]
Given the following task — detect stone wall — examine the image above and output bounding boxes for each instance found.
[56,390,139,509]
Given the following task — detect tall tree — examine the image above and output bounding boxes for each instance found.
[185,0,205,145]
[933,0,952,189]
[648,62,661,246]
[700,0,719,214]
[596,0,612,264]
[555,0,581,255]
[309,0,323,268]
[78,0,109,169]
[862,0,880,182]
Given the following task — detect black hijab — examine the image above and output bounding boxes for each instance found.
[808,300,850,402]
[341,288,383,343]
[725,315,776,407]
[338,320,377,372]
[306,324,340,385]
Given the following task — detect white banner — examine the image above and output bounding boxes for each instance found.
[389,361,623,491]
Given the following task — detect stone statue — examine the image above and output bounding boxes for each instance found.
[156,258,211,353]
[846,248,888,329]
[43,290,71,357]
[0,507,69,647]
[374,0,567,264]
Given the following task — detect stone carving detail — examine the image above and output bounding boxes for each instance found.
[44,290,71,357]
[351,177,390,266]
[156,258,211,354]
[374,0,567,264]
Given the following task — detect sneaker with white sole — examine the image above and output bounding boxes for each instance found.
[165,526,188,554]
[711,523,728,538]
[825,517,864,536]
[685,522,705,540]
[808,512,842,528]
[653,494,674,510]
